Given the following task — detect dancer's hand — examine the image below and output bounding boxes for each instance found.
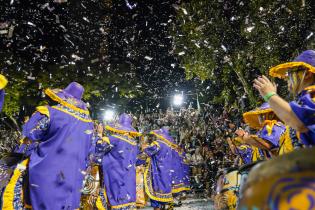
[235,129,245,137]
[253,75,277,97]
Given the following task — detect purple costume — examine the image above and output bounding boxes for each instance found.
[0,74,8,112]
[144,127,174,204]
[290,87,315,145]
[255,103,286,149]
[17,82,94,210]
[270,50,315,146]
[0,90,4,113]
[100,114,140,210]
[237,144,254,164]
[171,149,190,194]
[257,121,285,149]
[287,50,315,145]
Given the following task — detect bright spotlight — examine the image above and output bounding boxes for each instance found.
[104,110,115,121]
[173,94,183,106]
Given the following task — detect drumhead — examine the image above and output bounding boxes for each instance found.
[245,148,315,187]
[239,148,315,209]
[238,160,264,173]
[225,167,239,174]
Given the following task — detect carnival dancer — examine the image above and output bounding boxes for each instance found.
[97,113,141,210]
[0,74,8,112]
[2,82,94,210]
[254,50,315,146]
[227,136,261,165]
[237,102,287,157]
[143,127,174,210]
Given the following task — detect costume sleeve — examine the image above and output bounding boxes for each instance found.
[22,111,50,141]
[0,74,8,112]
[0,90,4,112]
[236,145,253,164]
[92,136,112,164]
[136,158,147,166]
[136,146,147,166]
[144,141,160,157]
[258,123,285,148]
[290,92,315,131]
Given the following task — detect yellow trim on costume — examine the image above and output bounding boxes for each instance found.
[144,158,173,203]
[112,135,137,146]
[150,131,177,150]
[251,147,260,162]
[19,137,25,144]
[243,108,273,129]
[151,141,160,149]
[278,126,294,155]
[96,196,106,210]
[105,125,141,137]
[52,106,92,122]
[111,202,136,209]
[24,203,32,208]
[2,159,29,210]
[263,120,279,136]
[36,106,50,118]
[269,61,315,79]
[172,187,191,194]
[45,88,89,115]
[102,136,110,144]
[0,74,8,90]
[304,85,315,92]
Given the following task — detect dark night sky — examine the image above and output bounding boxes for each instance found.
[0,0,200,116]
[108,0,196,111]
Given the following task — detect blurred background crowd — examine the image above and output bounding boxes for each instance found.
[134,105,247,198]
[0,104,249,199]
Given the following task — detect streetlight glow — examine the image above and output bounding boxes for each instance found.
[173,94,183,106]
[104,109,115,121]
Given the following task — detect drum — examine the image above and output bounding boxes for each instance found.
[222,167,241,192]
[215,171,224,195]
[215,167,241,210]
[80,165,101,210]
[238,148,315,210]
[237,160,264,202]
[136,166,147,208]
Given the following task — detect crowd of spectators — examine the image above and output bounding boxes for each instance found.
[133,105,247,197]
[0,104,248,198]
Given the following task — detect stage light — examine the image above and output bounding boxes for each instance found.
[104,110,115,121]
[173,94,183,106]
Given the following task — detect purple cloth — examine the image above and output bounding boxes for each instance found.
[0,90,4,112]
[150,199,167,208]
[151,127,175,144]
[144,139,173,202]
[101,134,138,208]
[293,50,315,66]
[22,105,94,210]
[257,123,285,148]
[107,113,138,133]
[290,89,315,145]
[290,90,315,146]
[171,151,182,185]
[237,145,253,164]
[14,142,37,157]
[48,82,88,110]
[171,150,190,192]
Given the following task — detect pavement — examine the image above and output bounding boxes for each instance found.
[143,198,214,210]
